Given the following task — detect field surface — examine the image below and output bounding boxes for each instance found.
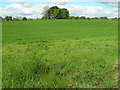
[2,20,118,88]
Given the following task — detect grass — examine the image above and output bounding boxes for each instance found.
[2,20,118,88]
[3,20,117,44]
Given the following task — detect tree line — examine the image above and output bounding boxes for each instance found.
[41,6,118,20]
[0,16,28,22]
[0,15,118,22]
[0,6,118,22]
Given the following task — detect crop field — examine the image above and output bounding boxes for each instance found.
[2,20,118,88]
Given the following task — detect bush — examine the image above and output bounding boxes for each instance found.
[5,16,12,21]
[79,16,86,20]
[22,17,27,21]
[86,17,91,20]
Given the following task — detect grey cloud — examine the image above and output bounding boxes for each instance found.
[100,2,118,8]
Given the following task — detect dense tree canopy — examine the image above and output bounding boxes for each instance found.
[22,17,27,21]
[5,16,12,21]
[42,6,69,19]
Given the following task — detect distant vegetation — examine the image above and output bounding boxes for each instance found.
[0,6,119,22]
[5,16,12,21]
[0,15,118,22]
[0,16,28,22]
[42,6,69,19]
[22,17,27,21]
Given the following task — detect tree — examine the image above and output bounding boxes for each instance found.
[60,8,69,19]
[41,5,49,19]
[53,8,69,19]
[111,17,118,20]
[68,16,74,19]
[48,6,59,19]
[5,16,12,21]
[104,17,108,19]
[92,17,99,19]
[86,17,91,20]
[22,17,27,21]
[53,9,61,19]
[42,6,69,19]
[79,16,86,20]
[73,16,79,19]
[99,17,108,19]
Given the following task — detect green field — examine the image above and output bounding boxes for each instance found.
[2,20,118,88]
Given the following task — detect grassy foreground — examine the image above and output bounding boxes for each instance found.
[2,20,118,88]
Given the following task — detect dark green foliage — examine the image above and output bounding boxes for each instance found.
[47,6,60,19]
[60,8,69,19]
[53,9,62,19]
[68,16,80,19]
[111,17,118,20]
[86,17,91,20]
[43,6,69,19]
[92,17,99,19]
[13,18,20,21]
[22,17,27,21]
[68,16,87,20]
[5,16,12,21]
[74,16,79,19]
[80,16,86,20]
[99,17,108,19]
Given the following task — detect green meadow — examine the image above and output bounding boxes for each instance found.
[2,20,118,88]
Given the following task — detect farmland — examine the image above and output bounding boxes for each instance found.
[2,20,118,88]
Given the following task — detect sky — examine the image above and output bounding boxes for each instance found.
[0,0,119,18]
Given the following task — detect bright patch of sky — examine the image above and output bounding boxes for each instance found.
[68,2,113,10]
[1,1,113,10]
